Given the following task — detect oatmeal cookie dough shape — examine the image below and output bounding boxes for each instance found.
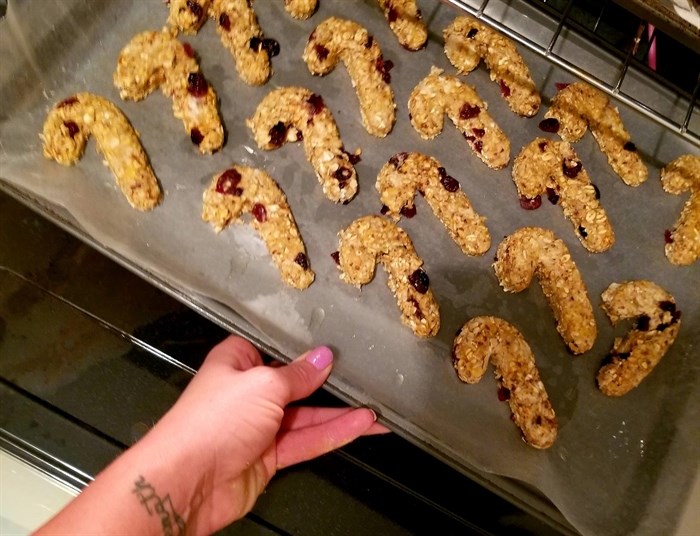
[597,280,681,396]
[661,154,700,266]
[409,67,510,170]
[493,227,596,354]
[247,87,359,204]
[167,0,211,34]
[453,316,557,449]
[376,152,491,256]
[113,28,224,155]
[202,165,314,290]
[304,17,397,138]
[376,0,428,51]
[283,0,318,20]
[543,82,647,187]
[336,216,440,338]
[41,93,162,211]
[444,15,541,117]
[513,138,615,253]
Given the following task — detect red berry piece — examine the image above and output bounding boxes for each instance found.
[472,127,485,138]
[664,230,674,244]
[365,35,374,48]
[440,173,460,192]
[636,314,650,331]
[555,82,570,91]
[659,300,676,313]
[400,205,417,218]
[623,141,637,152]
[389,152,409,169]
[307,93,325,115]
[546,187,560,204]
[268,122,288,146]
[376,57,394,84]
[219,13,231,31]
[215,169,242,195]
[578,225,588,238]
[58,96,78,108]
[473,140,483,153]
[497,386,511,401]
[190,127,204,145]
[314,43,329,61]
[262,38,280,58]
[380,205,390,215]
[187,0,203,20]
[538,118,560,133]
[467,28,478,38]
[519,195,542,210]
[409,297,424,320]
[294,252,309,270]
[187,72,208,97]
[182,42,195,58]
[387,7,398,22]
[499,80,511,97]
[344,150,361,165]
[249,36,262,50]
[331,251,340,264]
[538,140,548,152]
[459,103,480,120]
[63,121,80,138]
[408,268,430,294]
[251,203,267,222]
[562,159,582,178]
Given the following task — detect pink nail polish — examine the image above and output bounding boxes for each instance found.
[306,346,333,370]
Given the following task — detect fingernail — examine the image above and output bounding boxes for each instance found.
[368,409,378,422]
[306,346,333,370]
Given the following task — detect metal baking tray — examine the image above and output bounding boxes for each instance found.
[1,1,698,535]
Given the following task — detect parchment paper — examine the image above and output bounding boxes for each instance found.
[1,1,698,535]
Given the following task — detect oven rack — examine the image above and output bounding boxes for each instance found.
[440,0,700,146]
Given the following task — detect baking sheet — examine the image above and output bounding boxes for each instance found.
[1,1,699,535]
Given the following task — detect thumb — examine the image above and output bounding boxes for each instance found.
[271,346,334,405]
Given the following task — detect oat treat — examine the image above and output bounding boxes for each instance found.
[167,0,212,34]
[335,216,440,338]
[202,165,314,289]
[444,16,540,117]
[661,154,700,266]
[247,87,359,204]
[453,316,557,449]
[304,17,396,138]
[41,93,161,211]
[376,152,490,256]
[114,28,224,154]
[493,227,596,354]
[409,67,510,170]
[542,82,647,186]
[513,138,614,253]
[376,0,428,51]
[597,280,681,396]
[283,0,317,19]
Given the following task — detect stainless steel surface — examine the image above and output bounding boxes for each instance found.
[1,1,699,535]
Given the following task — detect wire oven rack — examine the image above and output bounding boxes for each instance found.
[440,0,700,145]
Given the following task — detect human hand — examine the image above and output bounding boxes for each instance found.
[138,335,387,535]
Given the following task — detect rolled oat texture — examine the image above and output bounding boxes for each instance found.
[167,0,212,34]
[661,154,700,266]
[376,0,428,51]
[453,316,558,449]
[41,92,162,211]
[336,216,440,338]
[283,0,318,19]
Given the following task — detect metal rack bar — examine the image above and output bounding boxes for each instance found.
[613,21,646,92]
[439,0,699,146]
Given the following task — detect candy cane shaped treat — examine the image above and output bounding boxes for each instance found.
[335,216,440,337]
[167,0,212,34]
[41,93,162,211]
[409,67,510,169]
[542,82,647,186]
[202,165,314,289]
[283,0,318,19]
[247,87,359,204]
[376,152,490,256]
[598,280,681,396]
[444,16,541,117]
[376,0,428,51]
[453,316,557,448]
[304,17,396,137]
[114,29,224,154]
[513,138,615,253]
[493,227,596,354]
[661,154,700,266]
[209,0,279,86]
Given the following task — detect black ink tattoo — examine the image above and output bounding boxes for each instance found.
[133,475,186,536]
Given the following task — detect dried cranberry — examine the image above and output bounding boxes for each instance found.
[519,195,542,210]
[555,82,570,91]
[294,252,309,270]
[578,225,588,238]
[400,205,417,218]
[467,28,478,39]
[262,38,280,57]
[538,140,548,152]
[187,72,208,97]
[376,57,394,84]
[389,152,409,169]
[268,121,288,146]
[251,203,266,222]
[472,127,485,138]
[296,130,303,142]
[333,167,352,182]
[497,386,510,401]
[562,159,582,178]
[672,309,682,323]
[635,314,650,331]
[345,150,361,165]
[380,205,390,215]
[592,183,601,200]
[546,187,559,205]
[63,121,79,138]
[314,43,329,61]
[331,251,340,264]
[249,36,262,51]
[499,80,511,97]
[664,229,674,244]
[459,103,480,119]
[538,118,560,133]
[657,322,671,332]
[182,42,195,58]
[58,96,78,108]
[190,128,204,145]
[473,140,483,153]
[387,7,398,23]
[307,93,325,115]
[623,141,637,152]
[365,35,374,48]
[617,352,631,360]
[408,268,430,294]
[659,300,676,313]
[219,13,231,31]
[216,169,242,195]
[187,0,203,19]
[409,297,424,320]
[440,174,460,192]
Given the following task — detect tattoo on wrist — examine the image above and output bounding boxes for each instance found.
[133,475,186,536]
